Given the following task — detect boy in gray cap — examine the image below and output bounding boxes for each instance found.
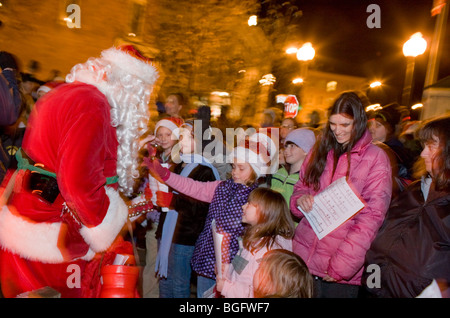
[271,128,316,206]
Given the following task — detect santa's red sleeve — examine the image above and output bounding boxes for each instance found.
[55,105,127,253]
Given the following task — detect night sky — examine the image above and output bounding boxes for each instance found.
[280,0,450,105]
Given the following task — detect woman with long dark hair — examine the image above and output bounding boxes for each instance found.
[363,115,450,298]
[290,91,392,298]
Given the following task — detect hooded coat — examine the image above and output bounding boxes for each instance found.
[290,130,392,285]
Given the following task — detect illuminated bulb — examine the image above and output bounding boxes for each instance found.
[248,15,257,26]
[370,81,382,88]
[297,42,315,61]
[403,32,427,57]
[286,47,298,54]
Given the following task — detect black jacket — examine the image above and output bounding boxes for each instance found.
[156,163,217,246]
[362,179,450,297]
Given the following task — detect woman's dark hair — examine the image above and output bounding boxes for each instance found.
[303,91,369,191]
[416,114,450,191]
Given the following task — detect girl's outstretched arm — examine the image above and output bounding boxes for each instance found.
[165,172,221,203]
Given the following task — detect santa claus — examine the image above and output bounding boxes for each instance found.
[0,45,158,297]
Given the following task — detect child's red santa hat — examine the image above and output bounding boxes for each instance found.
[154,117,184,139]
[231,131,278,178]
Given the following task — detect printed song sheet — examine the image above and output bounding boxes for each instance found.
[298,177,365,240]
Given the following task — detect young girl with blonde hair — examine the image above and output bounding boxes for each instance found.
[215,187,295,298]
[253,249,313,298]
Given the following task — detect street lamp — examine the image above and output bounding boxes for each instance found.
[296,42,315,80]
[370,81,382,88]
[296,42,315,62]
[402,32,427,106]
[248,15,257,26]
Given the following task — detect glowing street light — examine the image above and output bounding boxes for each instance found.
[296,42,315,61]
[370,81,382,88]
[366,103,382,112]
[292,78,304,84]
[403,32,427,57]
[411,103,423,110]
[286,47,298,54]
[259,74,276,86]
[402,32,427,106]
[248,15,257,26]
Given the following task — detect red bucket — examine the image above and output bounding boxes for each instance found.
[100,265,139,298]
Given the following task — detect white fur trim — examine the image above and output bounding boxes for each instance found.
[230,146,263,177]
[79,186,128,253]
[0,205,65,263]
[101,47,158,85]
[155,119,180,139]
[0,206,97,263]
[0,187,126,263]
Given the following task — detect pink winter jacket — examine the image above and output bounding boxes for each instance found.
[289,130,392,285]
[221,236,292,298]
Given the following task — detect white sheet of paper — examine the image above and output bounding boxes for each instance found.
[211,219,224,278]
[298,177,365,240]
[112,254,129,265]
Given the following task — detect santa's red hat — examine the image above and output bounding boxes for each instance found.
[100,45,158,86]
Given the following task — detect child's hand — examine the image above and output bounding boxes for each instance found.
[296,194,314,212]
[142,157,170,182]
[215,277,224,293]
[323,275,337,282]
[139,134,156,149]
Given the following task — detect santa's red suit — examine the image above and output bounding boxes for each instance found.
[0,46,158,297]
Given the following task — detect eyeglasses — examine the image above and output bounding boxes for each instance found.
[281,125,295,129]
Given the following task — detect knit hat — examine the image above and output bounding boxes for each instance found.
[230,132,278,177]
[154,117,184,139]
[372,103,402,132]
[285,128,316,153]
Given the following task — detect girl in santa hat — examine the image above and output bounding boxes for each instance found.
[143,131,277,297]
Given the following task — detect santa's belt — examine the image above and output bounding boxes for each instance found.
[15,148,118,204]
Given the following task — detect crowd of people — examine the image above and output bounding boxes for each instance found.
[0,46,448,299]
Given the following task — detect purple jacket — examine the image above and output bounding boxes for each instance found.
[163,173,258,280]
[290,130,392,285]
